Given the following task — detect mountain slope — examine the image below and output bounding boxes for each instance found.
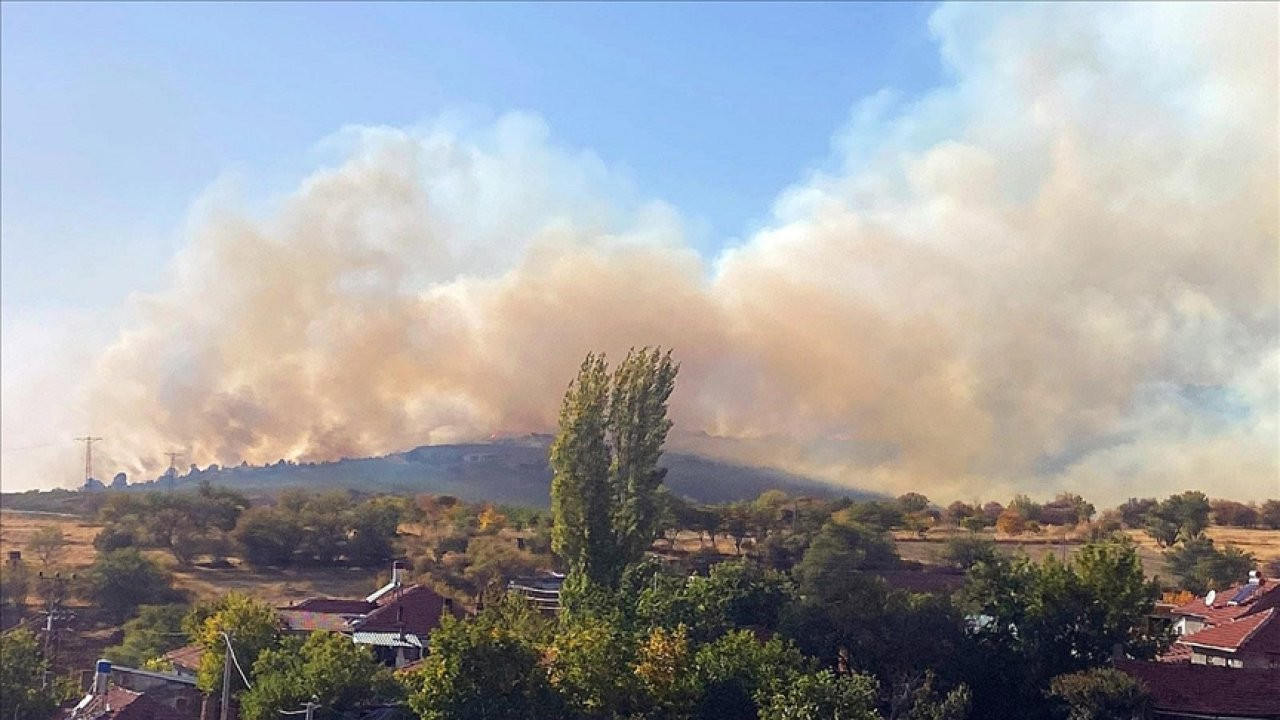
[143,436,874,506]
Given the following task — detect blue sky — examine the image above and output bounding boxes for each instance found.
[1,1,940,312]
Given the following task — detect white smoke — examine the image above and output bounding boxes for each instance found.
[3,3,1276,503]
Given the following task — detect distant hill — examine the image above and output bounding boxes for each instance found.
[113,435,875,507]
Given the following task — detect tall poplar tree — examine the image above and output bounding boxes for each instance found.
[551,347,678,588]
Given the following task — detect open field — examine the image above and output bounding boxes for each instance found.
[0,510,383,606]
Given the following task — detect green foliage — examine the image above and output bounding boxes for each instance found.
[0,558,31,613]
[1143,492,1210,547]
[887,672,971,720]
[240,632,398,720]
[98,485,248,565]
[636,559,795,643]
[93,525,136,551]
[794,521,898,601]
[692,631,810,720]
[188,592,281,694]
[841,501,905,531]
[897,493,931,515]
[1,629,74,720]
[960,539,1166,715]
[463,535,542,602]
[233,507,303,567]
[25,526,66,566]
[546,614,638,716]
[406,610,563,720]
[1048,668,1151,720]
[551,348,678,589]
[80,548,180,620]
[104,604,189,668]
[756,670,880,720]
[1163,538,1255,594]
[1260,499,1280,529]
[940,535,998,571]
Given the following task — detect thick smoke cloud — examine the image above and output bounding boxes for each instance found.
[14,3,1279,503]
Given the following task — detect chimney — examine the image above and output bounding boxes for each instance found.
[7,550,20,567]
[1248,570,1262,585]
[93,659,111,694]
[392,560,403,586]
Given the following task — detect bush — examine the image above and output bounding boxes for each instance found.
[93,525,137,552]
[80,548,181,620]
[1049,668,1151,720]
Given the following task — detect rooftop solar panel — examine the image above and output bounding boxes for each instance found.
[1227,583,1258,605]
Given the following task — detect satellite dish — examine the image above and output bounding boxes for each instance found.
[1204,589,1217,606]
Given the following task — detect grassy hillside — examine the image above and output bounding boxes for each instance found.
[4,436,872,511]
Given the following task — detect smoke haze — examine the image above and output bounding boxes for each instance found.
[4,3,1277,504]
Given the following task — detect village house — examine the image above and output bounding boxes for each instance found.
[1115,571,1280,719]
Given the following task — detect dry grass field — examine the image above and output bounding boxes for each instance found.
[0,510,383,606]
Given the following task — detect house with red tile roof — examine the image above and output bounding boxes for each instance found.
[1159,572,1280,669]
[1115,659,1280,719]
[350,584,462,668]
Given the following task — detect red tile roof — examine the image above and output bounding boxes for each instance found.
[161,644,204,673]
[1115,660,1280,718]
[1181,608,1279,653]
[284,597,378,614]
[353,585,460,637]
[1171,578,1280,625]
[1155,642,1192,663]
[279,609,357,632]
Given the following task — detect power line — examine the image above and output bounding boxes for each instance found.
[165,451,183,491]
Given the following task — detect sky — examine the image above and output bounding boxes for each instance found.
[1,3,1276,504]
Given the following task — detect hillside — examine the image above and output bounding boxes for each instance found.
[88,435,872,507]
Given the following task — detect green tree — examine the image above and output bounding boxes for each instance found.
[1048,668,1151,720]
[1144,492,1211,547]
[551,348,678,589]
[188,592,281,695]
[233,507,303,568]
[546,614,637,717]
[26,526,66,567]
[692,630,810,720]
[240,632,398,720]
[793,521,898,601]
[0,558,31,614]
[1260,499,1280,529]
[1,629,73,720]
[104,604,189,668]
[406,611,563,720]
[898,493,931,515]
[887,672,971,720]
[1164,538,1255,595]
[80,548,180,620]
[757,670,879,720]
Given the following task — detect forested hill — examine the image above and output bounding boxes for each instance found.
[105,436,873,507]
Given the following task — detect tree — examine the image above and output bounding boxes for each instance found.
[80,548,180,620]
[794,521,898,602]
[887,671,971,720]
[240,632,397,720]
[1145,492,1211,547]
[995,508,1026,536]
[26,526,66,566]
[757,670,879,720]
[635,625,699,719]
[1116,498,1157,529]
[105,604,189,668]
[1164,538,1255,595]
[463,536,541,602]
[1,630,73,720]
[1210,500,1258,527]
[1048,668,1151,720]
[0,558,31,614]
[898,493,931,514]
[691,630,809,720]
[960,539,1167,714]
[1260,499,1280,529]
[234,507,303,568]
[406,611,563,720]
[551,348,678,588]
[940,534,998,571]
[188,592,281,695]
[545,614,637,716]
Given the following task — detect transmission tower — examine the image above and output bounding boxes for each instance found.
[165,451,183,491]
[74,436,102,483]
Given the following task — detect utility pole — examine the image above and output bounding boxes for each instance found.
[220,633,234,720]
[74,436,102,483]
[165,451,183,492]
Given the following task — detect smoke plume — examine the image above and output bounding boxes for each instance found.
[10,3,1279,503]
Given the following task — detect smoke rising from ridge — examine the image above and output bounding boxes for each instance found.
[14,3,1279,503]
